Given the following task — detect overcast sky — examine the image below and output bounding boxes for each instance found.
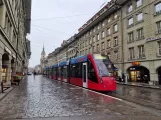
[28,0,110,67]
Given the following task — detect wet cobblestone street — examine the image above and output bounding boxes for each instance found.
[0,76,161,120]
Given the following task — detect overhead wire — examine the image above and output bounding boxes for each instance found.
[31,13,95,21]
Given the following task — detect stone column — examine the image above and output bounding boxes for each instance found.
[0,54,2,82]
[0,4,7,27]
[5,56,12,87]
[150,72,158,85]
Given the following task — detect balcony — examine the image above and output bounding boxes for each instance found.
[154,10,161,16]
[137,54,146,59]
[127,39,134,43]
[128,56,135,61]
[136,35,144,41]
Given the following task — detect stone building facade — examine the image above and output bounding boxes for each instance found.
[0,0,31,86]
[122,0,161,84]
[44,0,161,85]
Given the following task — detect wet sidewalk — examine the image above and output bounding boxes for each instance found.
[0,76,161,120]
[116,81,161,89]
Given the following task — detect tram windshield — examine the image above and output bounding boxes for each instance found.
[93,54,114,77]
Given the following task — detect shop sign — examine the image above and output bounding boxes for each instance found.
[146,36,161,42]
[132,62,140,66]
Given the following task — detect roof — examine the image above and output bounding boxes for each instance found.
[70,55,88,65]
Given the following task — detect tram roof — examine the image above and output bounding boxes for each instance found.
[59,61,67,67]
[52,64,58,68]
[70,55,88,64]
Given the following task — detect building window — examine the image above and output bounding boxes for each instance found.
[129,47,135,59]
[97,44,100,52]
[114,24,118,32]
[97,25,100,30]
[136,0,142,7]
[128,32,134,43]
[156,21,161,34]
[93,36,96,42]
[155,3,161,15]
[137,13,143,22]
[93,46,95,52]
[89,30,92,35]
[158,42,161,55]
[114,13,118,19]
[128,17,134,26]
[102,42,105,50]
[102,22,105,27]
[114,37,118,46]
[138,45,145,58]
[107,40,111,48]
[97,34,100,40]
[107,53,111,58]
[102,31,105,38]
[136,28,144,40]
[128,4,133,13]
[86,40,88,46]
[108,18,111,23]
[89,38,92,45]
[93,27,96,32]
[114,51,118,59]
[107,28,111,36]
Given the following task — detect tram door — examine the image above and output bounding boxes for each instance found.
[63,66,67,82]
[82,63,88,88]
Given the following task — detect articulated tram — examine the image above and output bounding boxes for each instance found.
[44,54,116,91]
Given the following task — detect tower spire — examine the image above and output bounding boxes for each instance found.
[43,40,44,52]
[43,44,44,52]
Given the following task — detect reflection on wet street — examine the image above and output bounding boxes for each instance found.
[109,84,161,110]
[0,76,161,120]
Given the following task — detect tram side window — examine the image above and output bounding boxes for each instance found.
[88,60,98,83]
[75,63,82,78]
[70,63,82,78]
[71,65,76,77]
[58,67,61,77]
[61,67,63,76]
[63,66,67,78]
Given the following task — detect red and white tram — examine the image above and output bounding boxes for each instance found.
[48,54,116,91]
